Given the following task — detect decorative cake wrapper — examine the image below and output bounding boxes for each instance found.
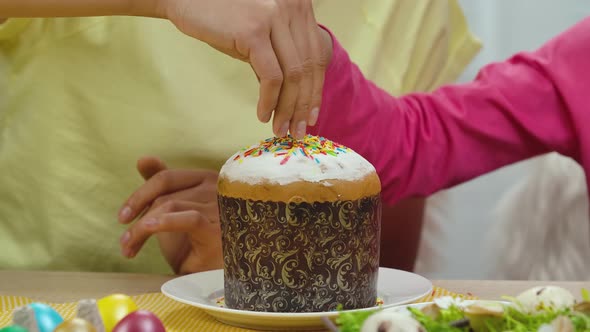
[219,194,382,312]
[0,288,478,331]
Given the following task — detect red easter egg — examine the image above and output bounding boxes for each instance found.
[112,310,165,332]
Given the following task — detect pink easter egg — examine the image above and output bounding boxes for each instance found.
[112,310,165,332]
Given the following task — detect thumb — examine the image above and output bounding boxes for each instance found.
[137,156,168,180]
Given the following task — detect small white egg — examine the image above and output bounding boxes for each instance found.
[515,286,575,313]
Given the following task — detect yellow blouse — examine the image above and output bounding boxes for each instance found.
[0,0,479,273]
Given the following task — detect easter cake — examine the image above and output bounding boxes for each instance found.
[217,135,382,312]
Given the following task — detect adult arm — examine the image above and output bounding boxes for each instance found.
[1,0,332,139]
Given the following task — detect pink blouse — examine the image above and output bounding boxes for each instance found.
[310,18,590,205]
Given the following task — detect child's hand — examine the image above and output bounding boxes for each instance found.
[118,156,223,275]
[162,0,333,139]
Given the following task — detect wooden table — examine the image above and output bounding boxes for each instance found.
[0,271,587,303]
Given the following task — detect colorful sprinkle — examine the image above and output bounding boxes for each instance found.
[233,135,351,165]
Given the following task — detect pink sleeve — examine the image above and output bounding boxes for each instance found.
[310,18,590,205]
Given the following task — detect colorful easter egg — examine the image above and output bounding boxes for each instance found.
[112,310,165,332]
[54,318,97,332]
[97,294,138,332]
[76,298,105,332]
[0,325,28,332]
[29,302,64,332]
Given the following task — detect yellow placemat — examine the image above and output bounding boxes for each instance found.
[0,287,477,331]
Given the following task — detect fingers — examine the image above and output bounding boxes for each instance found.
[269,18,303,138]
[247,1,325,138]
[119,169,213,224]
[136,156,168,180]
[151,186,219,209]
[120,200,216,258]
[262,1,323,138]
[306,10,329,126]
[251,39,284,124]
[287,3,314,138]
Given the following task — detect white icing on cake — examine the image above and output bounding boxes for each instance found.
[220,136,376,185]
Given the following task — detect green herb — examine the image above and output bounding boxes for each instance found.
[408,306,466,332]
[336,290,590,332]
[335,305,380,332]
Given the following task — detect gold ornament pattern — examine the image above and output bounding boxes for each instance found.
[218,194,382,312]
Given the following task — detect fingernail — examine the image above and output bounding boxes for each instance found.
[279,121,290,137]
[119,206,132,221]
[308,107,319,126]
[121,247,131,258]
[144,218,159,228]
[259,111,271,123]
[296,121,307,139]
[120,231,130,245]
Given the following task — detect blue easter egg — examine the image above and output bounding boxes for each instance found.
[29,302,64,332]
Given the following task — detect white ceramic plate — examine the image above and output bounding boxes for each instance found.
[161,267,432,331]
